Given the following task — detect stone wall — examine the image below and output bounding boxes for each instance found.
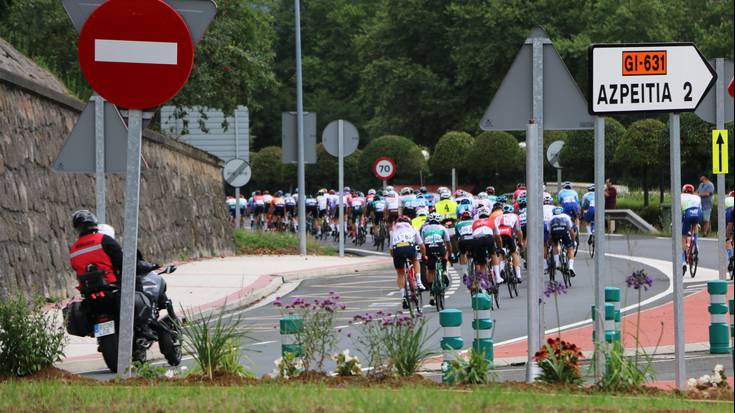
[0,38,234,299]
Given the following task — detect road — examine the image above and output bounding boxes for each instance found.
[79,234,730,380]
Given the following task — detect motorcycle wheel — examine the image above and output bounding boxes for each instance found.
[100,333,119,373]
[158,328,182,366]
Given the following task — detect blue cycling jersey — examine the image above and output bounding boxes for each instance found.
[558,189,579,206]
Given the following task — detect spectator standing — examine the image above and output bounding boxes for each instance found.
[697,175,715,236]
[604,178,617,233]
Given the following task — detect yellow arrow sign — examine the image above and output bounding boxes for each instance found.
[712,130,729,174]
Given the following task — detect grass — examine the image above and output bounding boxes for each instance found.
[233,229,336,256]
[0,381,732,413]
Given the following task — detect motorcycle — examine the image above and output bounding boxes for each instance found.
[64,262,183,373]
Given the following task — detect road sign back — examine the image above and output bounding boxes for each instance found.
[77,0,194,109]
[322,120,359,157]
[53,100,128,173]
[546,140,565,168]
[712,130,729,175]
[480,27,593,131]
[695,59,734,124]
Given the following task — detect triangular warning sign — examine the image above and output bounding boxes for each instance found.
[53,99,129,173]
[480,26,593,131]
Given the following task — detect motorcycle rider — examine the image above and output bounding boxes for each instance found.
[70,210,122,287]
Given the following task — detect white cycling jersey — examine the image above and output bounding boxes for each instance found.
[681,193,702,211]
[543,204,556,224]
[390,222,422,248]
[317,195,328,210]
[385,195,400,211]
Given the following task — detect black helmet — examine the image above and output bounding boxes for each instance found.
[72,209,98,234]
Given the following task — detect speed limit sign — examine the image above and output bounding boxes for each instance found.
[372,156,396,181]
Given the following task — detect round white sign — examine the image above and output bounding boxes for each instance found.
[222,158,251,188]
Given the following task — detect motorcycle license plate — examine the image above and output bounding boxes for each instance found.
[94,321,115,338]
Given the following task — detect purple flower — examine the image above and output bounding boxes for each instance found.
[626,270,653,291]
[273,300,283,308]
[347,332,352,338]
[543,280,567,298]
[340,305,346,310]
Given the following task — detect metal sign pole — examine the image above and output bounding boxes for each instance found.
[338,120,345,257]
[294,0,306,255]
[451,168,456,194]
[531,33,545,363]
[669,113,685,389]
[593,116,606,378]
[715,58,727,280]
[525,121,541,383]
[234,108,240,229]
[556,168,562,193]
[94,96,106,223]
[116,109,143,378]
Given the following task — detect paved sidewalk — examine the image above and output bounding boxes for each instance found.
[58,254,391,366]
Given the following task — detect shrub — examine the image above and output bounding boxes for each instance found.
[332,349,362,377]
[358,135,427,186]
[465,131,523,190]
[430,131,474,181]
[179,305,253,380]
[274,292,345,372]
[272,351,303,379]
[598,341,654,391]
[447,348,495,385]
[533,337,583,385]
[0,294,65,377]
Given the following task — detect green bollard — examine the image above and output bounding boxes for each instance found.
[471,293,493,361]
[280,316,303,357]
[605,287,621,343]
[604,303,616,343]
[440,309,463,384]
[707,281,729,354]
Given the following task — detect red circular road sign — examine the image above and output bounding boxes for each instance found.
[372,156,396,181]
[78,0,194,109]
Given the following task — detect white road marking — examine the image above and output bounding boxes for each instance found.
[95,39,178,65]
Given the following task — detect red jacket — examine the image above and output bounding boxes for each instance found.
[70,233,118,285]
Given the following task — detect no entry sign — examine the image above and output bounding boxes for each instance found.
[372,157,396,181]
[588,43,715,114]
[78,0,194,109]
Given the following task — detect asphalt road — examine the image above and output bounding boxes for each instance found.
[79,234,731,380]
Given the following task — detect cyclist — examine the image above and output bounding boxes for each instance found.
[496,204,525,282]
[434,191,457,220]
[726,190,734,273]
[454,210,475,284]
[558,182,581,247]
[542,194,556,274]
[390,215,426,309]
[226,195,237,223]
[490,201,504,221]
[475,192,493,210]
[270,191,286,230]
[412,207,429,231]
[415,192,428,212]
[513,183,527,202]
[681,184,702,271]
[327,189,339,233]
[549,206,577,277]
[349,191,366,239]
[517,196,528,242]
[285,192,297,229]
[421,212,452,306]
[316,189,329,236]
[400,187,418,219]
[471,206,503,287]
[251,190,266,229]
[384,187,401,225]
[371,192,387,224]
[581,185,596,245]
[456,197,474,219]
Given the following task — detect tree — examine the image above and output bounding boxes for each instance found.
[429,131,474,183]
[465,131,524,192]
[305,144,361,192]
[358,135,427,187]
[248,146,296,192]
[559,117,626,182]
[614,119,668,206]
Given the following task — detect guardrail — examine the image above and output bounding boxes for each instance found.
[605,209,657,233]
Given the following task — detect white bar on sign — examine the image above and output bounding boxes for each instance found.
[95,39,177,65]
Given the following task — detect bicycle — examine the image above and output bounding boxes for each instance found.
[546,243,557,282]
[498,247,518,298]
[587,222,596,259]
[466,251,500,310]
[684,231,698,278]
[559,242,572,288]
[374,220,388,251]
[402,256,422,318]
[429,251,448,312]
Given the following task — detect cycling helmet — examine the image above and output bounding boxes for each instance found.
[543,195,554,205]
[486,186,495,195]
[454,190,464,198]
[563,182,572,190]
[586,184,595,191]
[98,223,115,239]
[397,215,411,223]
[440,191,451,200]
[682,184,695,194]
[492,203,503,211]
[401,187,413,195]
[516,183,526,190]
[553,207,564,215]
[72,209,98,234]
[376,190,384,197]
[459,198,472,205]
[427,213,441,224]
[276,190,283,196]
[344,186,351,192]
[729,191,734,197]
[264,190,270,195]
[496,195,508,203]
[477,192,488,200]
[477,207,491,218]
[368,189,376,195]
[460,210,473,219]
[329,189,335,195]
[437,186,449,194]
[419,186,428,194]
[255,190,262,195]
[502,205,514,214]
[417,207,429,216]
[517,196,527,208]
[358,192,365,197]
[385,185,394,193]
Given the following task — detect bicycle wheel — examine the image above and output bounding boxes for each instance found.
[406,263,421,317]
[434,262,445,312]
[573,233,580,257]
[505,261,516,298]
[689,242,698,278]
[589,236,595,258]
